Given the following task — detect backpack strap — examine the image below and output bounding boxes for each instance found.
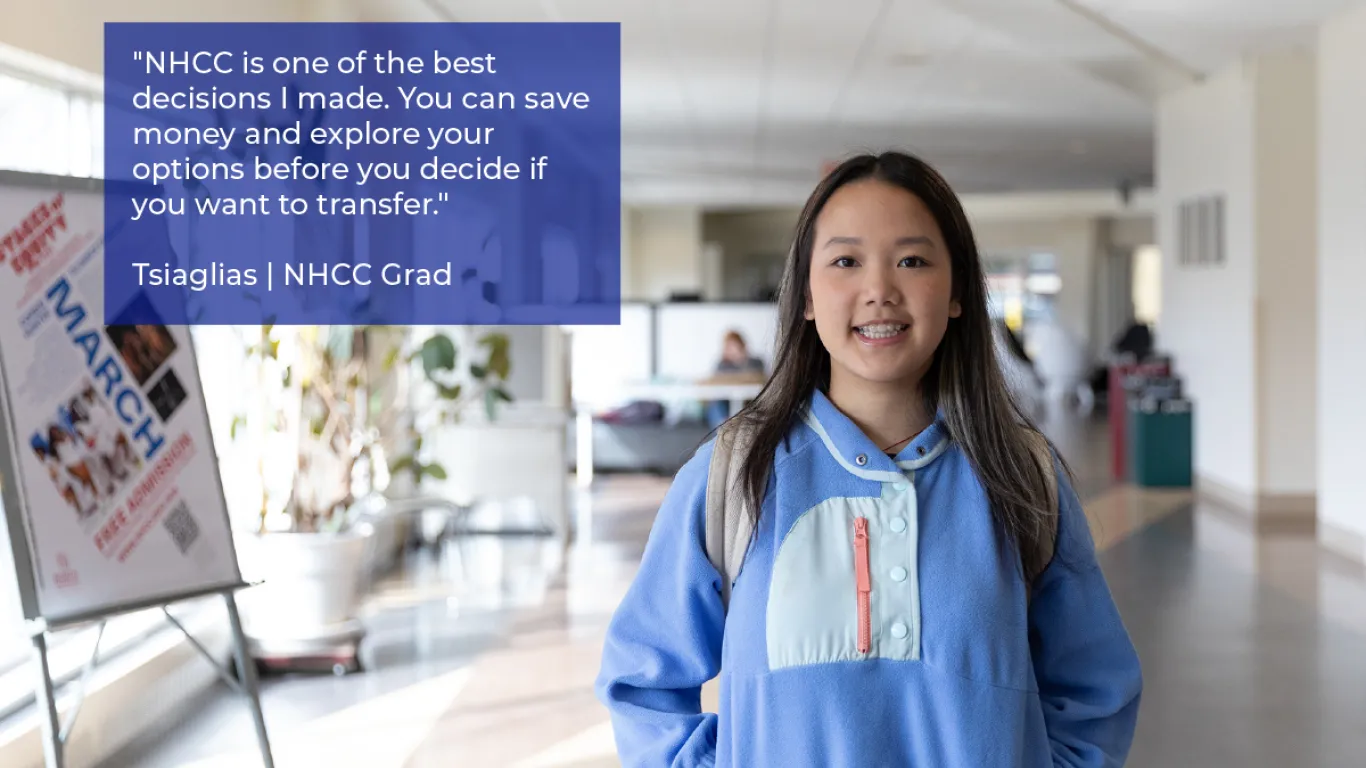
[704,422,757,611]
[1023,429,1060,599]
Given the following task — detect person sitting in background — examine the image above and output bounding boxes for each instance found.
[1086,320,1156,404]
[1114,321,1154,362]
[703,330,766,429]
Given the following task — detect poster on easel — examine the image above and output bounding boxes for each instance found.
[0,171,242,626]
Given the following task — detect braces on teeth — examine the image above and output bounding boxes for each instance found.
[857,324,907,338]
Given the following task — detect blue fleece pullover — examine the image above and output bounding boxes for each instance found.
[595,389,1142,767]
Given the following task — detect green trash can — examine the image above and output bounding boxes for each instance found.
[1126,397,1193,488]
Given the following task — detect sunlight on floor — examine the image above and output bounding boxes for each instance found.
[512,719,619,768]
[1087,486,1192,551]
[175,667,471,768]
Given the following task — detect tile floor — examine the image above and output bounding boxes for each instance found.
[105,412,1366,767]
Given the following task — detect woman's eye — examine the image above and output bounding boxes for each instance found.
[833,256,857,268]
[899,256,927,268]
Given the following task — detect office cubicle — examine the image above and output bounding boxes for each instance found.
[654,302,778,381]
[570,301,777,406]
[567,301,777,472]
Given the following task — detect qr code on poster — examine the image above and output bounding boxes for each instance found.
[163,500,200,555]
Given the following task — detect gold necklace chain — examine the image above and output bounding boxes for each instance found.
[880,432,919,453]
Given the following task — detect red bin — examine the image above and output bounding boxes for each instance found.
[1109,359,1171,480]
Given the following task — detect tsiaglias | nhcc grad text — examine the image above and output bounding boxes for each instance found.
[132,261,455,292]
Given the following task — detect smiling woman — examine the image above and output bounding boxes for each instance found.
[595,150,1143,768]
[805,182,961,399]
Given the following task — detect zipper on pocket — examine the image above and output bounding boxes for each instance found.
[853,517,871,654]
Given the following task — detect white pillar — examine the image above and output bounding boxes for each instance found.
[1156,46,1317,522]
[1317,5,1366,563]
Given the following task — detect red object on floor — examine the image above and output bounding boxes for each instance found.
[1109,360,1171,480]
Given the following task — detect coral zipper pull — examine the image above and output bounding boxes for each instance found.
[854,517,871,654]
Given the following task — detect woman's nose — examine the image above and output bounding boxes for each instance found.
[862,263,900,304]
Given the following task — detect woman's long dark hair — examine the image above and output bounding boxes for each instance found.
[722,150,1073,582]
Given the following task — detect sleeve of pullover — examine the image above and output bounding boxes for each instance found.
[1030,463,1144,768]
[595,444,726,768]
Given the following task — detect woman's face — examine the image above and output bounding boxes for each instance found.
[805,179,960,393]
[723,338,746,361]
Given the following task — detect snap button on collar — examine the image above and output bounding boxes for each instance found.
[855,453,868,466]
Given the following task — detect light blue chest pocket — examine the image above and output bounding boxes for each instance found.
[766,478,921,671]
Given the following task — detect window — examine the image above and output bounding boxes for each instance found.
[984,254,1025,328]
[0,72,101,177]
[985,251,1062,333]
[1132,245,1162,325]
[189,325,301,533]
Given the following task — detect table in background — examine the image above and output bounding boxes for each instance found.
[574,382,763,488]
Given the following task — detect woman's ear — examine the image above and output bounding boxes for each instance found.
[804,294,815,320]
[949,299,962,319]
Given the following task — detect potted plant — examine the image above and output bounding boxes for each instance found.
[231,324,512,671]
[384,329,514,543]
[229,324,372,669]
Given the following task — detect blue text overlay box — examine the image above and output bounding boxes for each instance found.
[103,22,621,326]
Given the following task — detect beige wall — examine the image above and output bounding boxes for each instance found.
[626,206,704,301]
[1318,3,1366,556]
[0,1,313,76]
[1110,216,1157,251]
[703,209,799,300]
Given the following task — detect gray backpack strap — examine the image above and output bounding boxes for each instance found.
[1024,430,1060,600]
[704,423,757,611]
[1030,431,1059,569]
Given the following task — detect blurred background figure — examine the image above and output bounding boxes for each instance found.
[702,330,765,429]
[1028,312,1094,412]
[1114,319,1155,362]
[994,319,1044,416]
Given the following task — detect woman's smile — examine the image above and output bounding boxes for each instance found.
[853,321,910,346]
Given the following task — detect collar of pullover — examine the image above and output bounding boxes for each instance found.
[801,388,950,483]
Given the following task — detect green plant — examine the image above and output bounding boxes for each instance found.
[385,330,514,490]
[233,325,514,533]
[233,322,294,534]
[291,325,370,533]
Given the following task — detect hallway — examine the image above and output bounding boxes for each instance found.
[110,415,1366,767]
[1112,501,1366,766]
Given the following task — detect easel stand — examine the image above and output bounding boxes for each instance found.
[25,584,274,768]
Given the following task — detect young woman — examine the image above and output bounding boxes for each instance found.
[595,152,1142,767]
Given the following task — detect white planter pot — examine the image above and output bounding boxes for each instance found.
[419,508,450,544]
[235,529,372,642]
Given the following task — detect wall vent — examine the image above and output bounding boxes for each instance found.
[1177,194,1225,267]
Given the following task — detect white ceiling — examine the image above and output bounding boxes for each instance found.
[389,0,1358,207]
